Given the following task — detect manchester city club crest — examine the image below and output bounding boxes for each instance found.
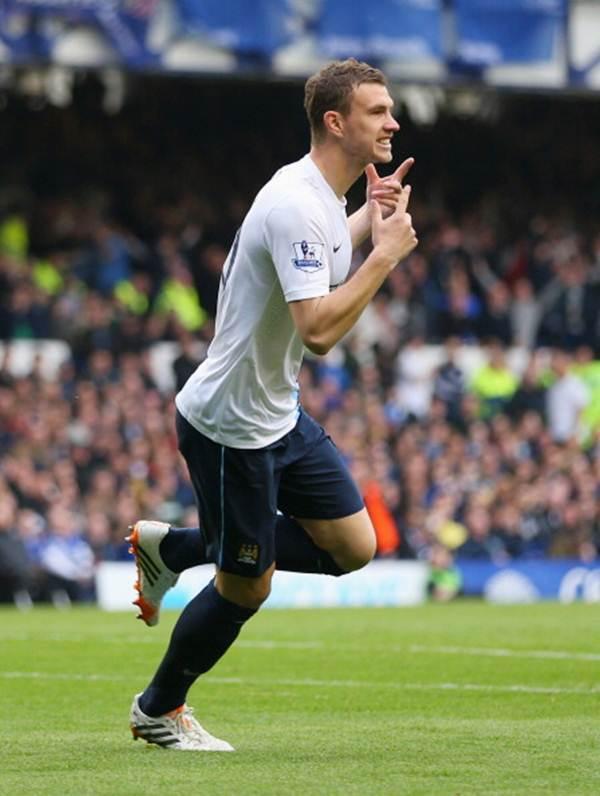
[237,544,260,565]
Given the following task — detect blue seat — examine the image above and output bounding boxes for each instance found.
[317,0,443,61]
[454,0,567,66]
[366,0,443,61]
[176,0,296,56]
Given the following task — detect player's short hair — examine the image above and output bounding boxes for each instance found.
[304,59,387,142]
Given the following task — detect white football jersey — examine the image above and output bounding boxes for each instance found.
[175,154,352,448]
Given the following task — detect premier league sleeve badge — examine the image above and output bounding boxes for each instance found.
[292,240,325,272]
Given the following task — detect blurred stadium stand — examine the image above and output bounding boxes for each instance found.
[1,1,600,608]
[0,1,597,89]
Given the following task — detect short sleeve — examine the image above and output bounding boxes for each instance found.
[264,201,331,302]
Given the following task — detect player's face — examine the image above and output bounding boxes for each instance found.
[341,83,399,164]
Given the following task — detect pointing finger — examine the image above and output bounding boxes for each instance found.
[393,157,414,183]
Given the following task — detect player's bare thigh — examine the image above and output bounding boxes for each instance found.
[295,508,376,572]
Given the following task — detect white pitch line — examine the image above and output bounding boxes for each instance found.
[237,640,322,649]
[3,633,598,662]
[0,633,321,650]
[410,645,600,662]
[256,679,600,696]
[0,671,598,696]
[0,633,159,644]
[0,671,132,682]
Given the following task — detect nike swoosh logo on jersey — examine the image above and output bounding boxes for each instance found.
[333,243,342,253]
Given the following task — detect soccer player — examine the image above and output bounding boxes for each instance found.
[128,58,418,751]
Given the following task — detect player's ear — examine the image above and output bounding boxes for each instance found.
[323,110,344,139]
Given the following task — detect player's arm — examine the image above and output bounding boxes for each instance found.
[290,187,417,355]
[347,158,414,250]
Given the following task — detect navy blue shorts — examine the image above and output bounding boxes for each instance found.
[175,408,364,577]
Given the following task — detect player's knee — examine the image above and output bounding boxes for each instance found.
[345,535,377,571]
[216,568,273,611]
[337,529,376,572]
[240,576,272,609]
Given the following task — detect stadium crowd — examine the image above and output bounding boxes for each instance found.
[1,78,600,604]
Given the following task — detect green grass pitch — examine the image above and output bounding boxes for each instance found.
[1,601,599,795]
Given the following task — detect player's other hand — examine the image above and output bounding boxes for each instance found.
[371,185,417,268]
[365,158,414,218]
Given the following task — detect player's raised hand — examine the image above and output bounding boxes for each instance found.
[365,157,414,217]
[371,184,417,268]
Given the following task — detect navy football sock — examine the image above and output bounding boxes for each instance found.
[140,580,256,717]
[274,515,346,576]
[158,526,210,573]
[159,519,346,576]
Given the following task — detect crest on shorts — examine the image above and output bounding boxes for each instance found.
[292,240,324,272]
[237,544,259,565]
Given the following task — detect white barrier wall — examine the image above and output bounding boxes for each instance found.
[4,339,534,395]
[96,560,430,612]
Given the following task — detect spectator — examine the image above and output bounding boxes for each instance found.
[549,501,594,560]
[426,493,468,550]
[470,341,518,419]
[394,336,436,420]
[88,221,132,296]
[192,243,227,318]
[38,504,95,605]
[172,330,206,392]
[507,354,547,420]
[456,503,504,561]
[479,281,512,345]
[491,504,525,560]
[510,278,541,349]
[7,280,53,339]
[427,544,462,602]
[438,265,482,341]
[546,349,589,443]
[537,254,597,350]
[573,346,600,443]
[153,236,207,332]
[0,492,32,605]
[362,478,401,557]
[432,337,465,424]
